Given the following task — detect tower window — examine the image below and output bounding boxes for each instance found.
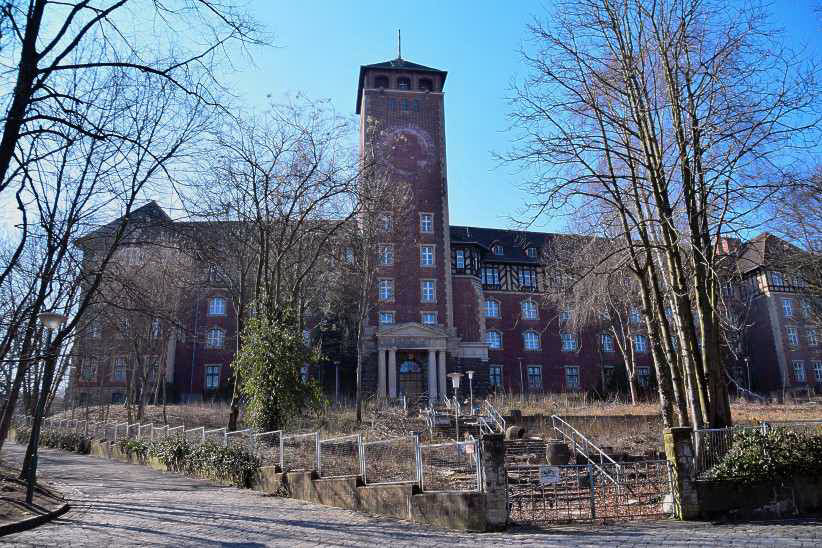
[418,78,433,91]
[374,75,388,88]
[397,77,411,90]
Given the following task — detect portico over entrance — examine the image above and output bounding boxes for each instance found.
[375,322,448,402]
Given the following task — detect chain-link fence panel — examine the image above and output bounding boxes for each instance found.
[319,435,361,478]
[185,426,205,444]
[204,428,227,446]
[362,436,419,485]
[420,440,479,492]
[252,431,282,468]
[281,433,318,472]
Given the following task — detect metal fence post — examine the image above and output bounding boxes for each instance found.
[414,434,422,488]
[474,439,482,492]
[587,463,596,520]
[279,433,285,471]
[315,432,321,476]
[357,434,365,479]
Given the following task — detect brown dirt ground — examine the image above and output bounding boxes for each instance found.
[0,463,64,528]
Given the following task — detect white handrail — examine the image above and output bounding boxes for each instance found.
[551,415,622,486]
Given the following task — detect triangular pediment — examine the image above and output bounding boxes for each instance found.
[377,322,447,339]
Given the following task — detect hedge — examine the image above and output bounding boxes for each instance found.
[708,428,822,483]
[15,427,91,454]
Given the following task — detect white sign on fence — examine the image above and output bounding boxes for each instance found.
[538,465,561,485]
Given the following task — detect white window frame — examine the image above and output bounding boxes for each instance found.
[489,365,503,387]
[89,321,101,338]
[151,318,162,338]
[783,298,794,318]
[205,364,221,390]
[455,249,465,269]
[378,244,394,266]
[206,327,225,349]
[601,334,614,352]
[492,244,504,256]
[112,357,127,382]
[559,309,571,323]
[521,300,538,320]
[485,299,500,318]
[80,360,97,382]
[482,266,499,286]
[379,311,395,325]
[208,296,226,316]
[527,365,543,391]
[792,360,805,382]
[808,329,818,347]
[637,366,651,387]
[421,279,436,303]
[771,271,784,286]
[633,334,647,353]
[629,307,641,325]
[378,278,394,302]
[564,366,580,390]
[801,299,812,318]
[787,327,799,347]
[523,330,541,351]
[420,245,435,267]
[520,269,536,288]
[560,332,577,352]
[526,247,537,258]
[421,311,438,325]
[814,361,822,382]
[343,247,354,264]
[419,212,434,233]
[486,330,502,349]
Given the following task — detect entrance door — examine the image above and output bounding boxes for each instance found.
[398,354,425,399]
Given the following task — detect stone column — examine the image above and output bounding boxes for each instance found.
[427,349,438,402]
[663,427,701,520]
[388,348,397,398]
[480,433,508,530]
[377,349,386,397]
[437,350,447,400]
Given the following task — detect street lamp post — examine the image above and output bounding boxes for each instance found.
[447,372,463,440]
[27,311,67,504]
[518,357,524,402]
[745,357,751,392]
[466,370,474,416]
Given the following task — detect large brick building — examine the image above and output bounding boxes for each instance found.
[69,56,819,405]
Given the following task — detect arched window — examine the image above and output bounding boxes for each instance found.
[491,243,504,256]
[523,330,540,351]
[208,296,226,316]
[521,300,538,320]
[374,75,389,88]
[485,330,502,349]
[485,299,500,318]
[206,327,225,349]
[418,78,433,91]
[397,77,411,90]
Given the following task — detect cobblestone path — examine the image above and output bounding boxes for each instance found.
[1,443,820,546]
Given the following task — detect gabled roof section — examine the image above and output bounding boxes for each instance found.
[736,232,809,274]
[356,57,447,113]
[450,225,567,264]
[78,201,174,245]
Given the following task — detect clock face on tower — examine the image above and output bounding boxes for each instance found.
[381,126,435,177]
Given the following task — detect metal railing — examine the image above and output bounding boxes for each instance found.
[551,415,621,486]
[483,400,506,433]
[204,427,227,446]
[251,430,281,467]
[184,426,205,444]
[225,429,252,450]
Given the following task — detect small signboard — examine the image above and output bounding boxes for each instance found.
[538,465,561,485]
[464,443,474,455]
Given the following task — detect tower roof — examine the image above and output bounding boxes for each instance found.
[356,57,447,113]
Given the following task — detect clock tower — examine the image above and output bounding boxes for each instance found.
[357,56,458,402]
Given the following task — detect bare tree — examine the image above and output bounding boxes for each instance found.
[504,0,820,428]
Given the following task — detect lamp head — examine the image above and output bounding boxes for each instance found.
[38,311,67,331]
[466,370,474,380]
[447,372,463,389]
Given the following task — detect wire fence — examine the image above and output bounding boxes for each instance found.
[281,433,319,472]
[363,436,420,485]
[420,440,480,492]
[251,431,282,467]
[319,435,362,478]
[12,415,483,492]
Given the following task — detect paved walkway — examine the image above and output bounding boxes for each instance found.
[1,443,821,547]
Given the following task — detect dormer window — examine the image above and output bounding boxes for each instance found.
[419,78,433,91]
[526,247,537,258]
[374,75,389,88]
[492,244,504,256]
[397,77,411,90]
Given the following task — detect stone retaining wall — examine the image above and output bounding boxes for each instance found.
[695,476,822,520]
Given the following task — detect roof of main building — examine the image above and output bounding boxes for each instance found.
[356,56,447,113]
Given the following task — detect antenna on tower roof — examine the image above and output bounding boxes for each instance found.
[397,29,402,59]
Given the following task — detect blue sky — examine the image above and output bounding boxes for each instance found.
[230,1,821,232]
